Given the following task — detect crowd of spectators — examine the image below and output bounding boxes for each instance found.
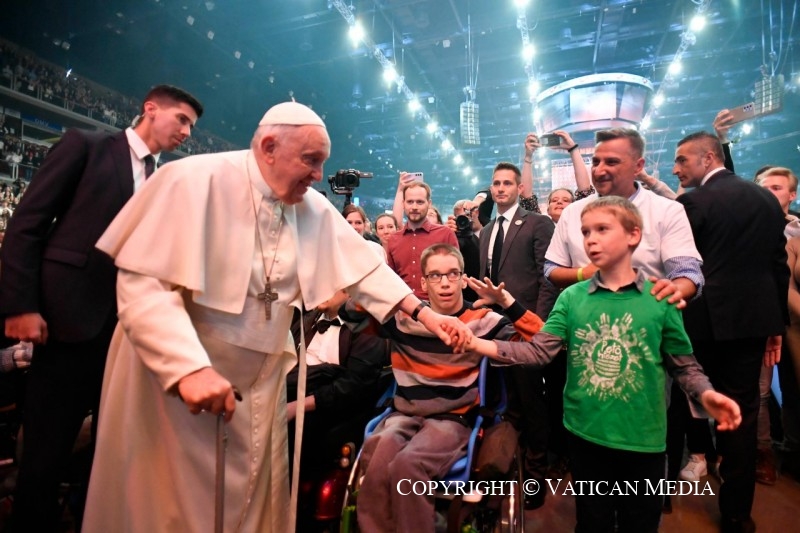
[0,38,240,162]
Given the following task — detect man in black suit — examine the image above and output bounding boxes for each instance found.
[0,84,203,531]
[674,131,788,533]
[478,161,559,509]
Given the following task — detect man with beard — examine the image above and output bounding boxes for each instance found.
[386,178,458,299]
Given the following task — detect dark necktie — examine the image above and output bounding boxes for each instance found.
[314,317,340,334]
[143,155,156,179]
[490,215,505,286]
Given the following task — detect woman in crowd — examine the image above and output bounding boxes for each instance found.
[426,205,443,225]
[374,213,399,247]
[342,204,386,261]
[545,188,574,224]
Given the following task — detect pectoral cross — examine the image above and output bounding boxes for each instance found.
[258,278,279,320]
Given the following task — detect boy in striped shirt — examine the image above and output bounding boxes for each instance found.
[355,244,543,532]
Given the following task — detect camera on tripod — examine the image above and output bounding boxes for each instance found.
[328,169,373,195]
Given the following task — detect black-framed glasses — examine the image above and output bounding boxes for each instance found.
[423,271,463,283]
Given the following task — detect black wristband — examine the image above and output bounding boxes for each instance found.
[411,301,430,322]
[567,144,579,153]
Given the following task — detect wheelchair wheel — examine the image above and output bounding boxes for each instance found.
[494,446,525,533]
[339,453,362,533]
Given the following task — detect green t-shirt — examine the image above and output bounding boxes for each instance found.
[542,279,693,453]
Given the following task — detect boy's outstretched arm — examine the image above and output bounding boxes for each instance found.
[664,352,740,429]
[466,276,544,340]
[699,391,741,431]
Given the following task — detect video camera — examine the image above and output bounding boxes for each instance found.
[328,169,373,195]
[455,215,473,237]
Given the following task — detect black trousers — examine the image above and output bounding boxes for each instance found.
[692,337,765,522]
[569,433,664,533]
[11,317,115,533]
[506,365,549,479]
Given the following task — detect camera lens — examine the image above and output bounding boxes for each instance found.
[455,215,471,232]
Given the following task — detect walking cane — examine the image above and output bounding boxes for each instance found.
[215,412,227,533]
[214,387,240,533]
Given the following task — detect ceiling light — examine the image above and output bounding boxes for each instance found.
[441,139,453,152]
[383,66,398,84]
[186,15,195,25]
[689,15,706,32]
[408,99,421,112]
[640,116,651,131]
[668,61,682,75]
[742,123,753,135]
[522,44,535,62]
[348,21,365,45]
[453,154,463,164]
[653,93,664,107]
[426,122,438,133]
[234,51,241,59]
[471,177,478,185]
[207,30,215,40]
[514,0,530,7]
[463,167,471,176]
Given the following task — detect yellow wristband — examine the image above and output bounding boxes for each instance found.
[577,267,585,282]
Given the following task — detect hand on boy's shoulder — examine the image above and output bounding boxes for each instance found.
[648,276,687,309]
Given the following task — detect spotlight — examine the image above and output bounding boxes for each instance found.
[689,15,706,32]
[514,0,530,7]
[522,44,535,62]
[453,154,463,164]
[408,99,421,112]
[463,167,471,176]
[668,61,682,75]
[348,21,365,45]
[383,66,398,84]
[441,139,453,152]
[426,122,438,133]
[652,93,664,107]
[742,123,753,135]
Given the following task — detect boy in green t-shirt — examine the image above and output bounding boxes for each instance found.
[464,196,740,532]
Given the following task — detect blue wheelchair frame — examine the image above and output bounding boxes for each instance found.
[344,357,524,533]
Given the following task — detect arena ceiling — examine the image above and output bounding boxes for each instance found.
[1,0,797,212]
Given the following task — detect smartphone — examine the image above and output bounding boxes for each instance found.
[727,102,756,125]
[539,133,561,147]
[408,172,424,182]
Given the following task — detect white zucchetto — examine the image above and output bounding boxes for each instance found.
[258,101,326,128]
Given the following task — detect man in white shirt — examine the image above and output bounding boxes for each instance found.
[544,127,703,303]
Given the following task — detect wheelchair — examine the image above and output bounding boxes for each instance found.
[340,357,525,533]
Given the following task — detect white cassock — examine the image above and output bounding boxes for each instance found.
[83,149,411,533]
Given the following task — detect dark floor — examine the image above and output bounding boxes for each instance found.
[524,465,800,532]
[1,431,798,532]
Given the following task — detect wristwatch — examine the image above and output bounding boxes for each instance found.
[411,301,430,322]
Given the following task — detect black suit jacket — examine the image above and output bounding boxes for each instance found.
[0,129,134,342]
[677,169,789,341]
[288,310,390,416]
[479,207,559,319]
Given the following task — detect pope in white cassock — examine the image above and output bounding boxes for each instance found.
[82,102,470,532]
